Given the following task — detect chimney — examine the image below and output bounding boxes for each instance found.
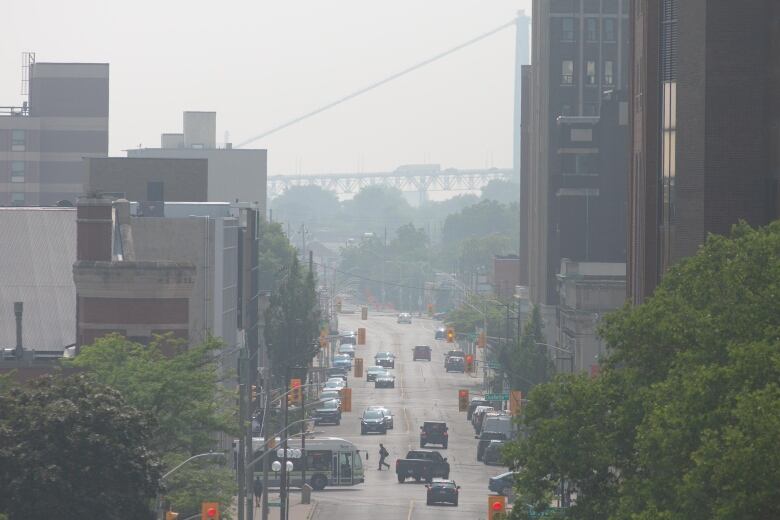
[14,302,23,358]
[76,196,113,261]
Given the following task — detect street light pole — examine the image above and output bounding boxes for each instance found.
[280,367,290,520]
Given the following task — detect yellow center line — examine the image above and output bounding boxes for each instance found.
[407,499,415,520]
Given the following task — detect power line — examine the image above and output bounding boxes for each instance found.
[237,19,515,148]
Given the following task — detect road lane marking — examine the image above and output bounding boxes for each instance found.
[407,499,415,520]
[404,407,411,434]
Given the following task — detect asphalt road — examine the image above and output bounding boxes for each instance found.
[310,312,508,520]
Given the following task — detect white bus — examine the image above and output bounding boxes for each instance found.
[251,436,365,491]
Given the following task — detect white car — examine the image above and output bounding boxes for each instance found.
[338,344,356,358]
[397,313,412,324]
[323,380,345,392]
[326,377,348,388]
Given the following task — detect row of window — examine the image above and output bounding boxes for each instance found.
[10,129,26,152]
[561,17,617,42]
[561,60,615,86]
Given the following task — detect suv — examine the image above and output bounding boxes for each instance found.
[420,421,449,448]
[360,409,388,434]
[476,431,508,461]
[444,350,466,368]
[397,313,412,324]
[435,327,446,340]
[426,479,460,506]
[374,352,396,369]
[413,345,432,361]
[445,356,465,373]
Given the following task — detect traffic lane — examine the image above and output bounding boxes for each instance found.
[313,314,501,519]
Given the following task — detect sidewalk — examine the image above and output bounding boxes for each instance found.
[252,494,317,520]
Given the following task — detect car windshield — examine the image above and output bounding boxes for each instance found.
[325,381,342,388]
[367,366,383,372]
[320,399,339,409]
[433,481,455,489]
[321,391,339,399]
[377,372,391,378]
[363,410,383,419]
[425,423,445,431]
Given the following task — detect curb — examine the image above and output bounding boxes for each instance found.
[305,500,318,520]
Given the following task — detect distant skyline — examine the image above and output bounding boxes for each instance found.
[2,0,530,175]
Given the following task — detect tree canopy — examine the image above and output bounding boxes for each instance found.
[505,221,780,520]
[0,374,161,519]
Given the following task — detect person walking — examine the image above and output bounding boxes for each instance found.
[378,443,390,470]
[254,478,263,508]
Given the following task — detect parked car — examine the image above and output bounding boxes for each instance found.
[326,367,349,379]
[444,349,466,367]
[323,380,344,392]
[374,352,396,368]
[397,312,412,324]
[360,409,388,435]
[375,373,396,389]
[333,354,352,370]
[313,399,342,425]
[319,390,342,408]
[488,471,518,498]
[483,440,506,466]
[340,331,356,345]
[426,479,460,506]
[479,413,513,439]
[435,327,446,340]
[420,421,448,449]
[338,344,356,358]
[477,431,508,461]
[365,405,394,429]
[396,450,450,483]
[445,356,465,373]
[467,398,492,421]
[326,376,348,388]
[413,345,432,361]
[472,406,496,433]
[366,366,386,382]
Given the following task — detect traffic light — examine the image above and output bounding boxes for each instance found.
[251,385,257,402]
[458,389,469,411]
[478,331,487,348]
[354,357,364,378]
[446,328,455,343]
[488,495,506,520]
[201,502,220,520]
[465,354,474,373]
[289,379,302,405]
[357,328,366,345]
[510,390,523,416]
[340,387,352,412]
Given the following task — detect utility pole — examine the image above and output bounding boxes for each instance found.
[237,354,248,520]
[260,366,271,520]
[280,367,290,520]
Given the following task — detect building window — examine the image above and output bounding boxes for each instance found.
[583,103,598,116]
[11,129,25,152]
[11,161,25,183]
[562,60,574,85]
[661,0,678,269]
[562,18,575,41]
[604,60,615,85]
[586,61,597,85]
[11,192,25,206]
[603,18,616,41]
[585,18,598,41]
[562,154,597,175]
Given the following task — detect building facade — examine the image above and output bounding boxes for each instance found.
[127,111,267,213]
[628,0,780,303]
[0,61,108,206]
[527,0,631,314]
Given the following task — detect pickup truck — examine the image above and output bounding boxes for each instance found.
[395,449,450,483]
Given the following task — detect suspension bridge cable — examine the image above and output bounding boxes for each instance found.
[237,19,515,148]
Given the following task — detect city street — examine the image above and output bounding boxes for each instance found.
[310,312,506,520]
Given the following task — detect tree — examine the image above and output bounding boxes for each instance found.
[264,255,321,378]
[259,219,297,291]
[504,221,780,520]
[504,306,554,395]
[344,185,412,233]
[441,200,517,245]
[65,334,237,516]
[0,374,161,519]
[270,185,341,229]
[481,179,519,205]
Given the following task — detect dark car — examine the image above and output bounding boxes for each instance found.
[340,331,356,345]
[326,367,349,380]
[483,440,506,465]
[313,399,342,426]
[445,356,465,373]
[375,373,396,389]
[396,450,450,483]
[365,405,394,429]
[360,409,388,434]
[489,471,518,498]
[420,421,448,449]
[477,431,508,461]
[413,345,432,361]
[374,352,396,369]
[426,479,460,506]
[435,327,446,340]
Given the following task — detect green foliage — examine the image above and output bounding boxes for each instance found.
[0,374,161,519]
[344,185,413,232]
[505,221,780,520]
[441,199,518,245]
[481,179,520,205]
[505,306,554,394]
[162,454,236,519]
[259,219,297,291]
[271,185,341,228]
[264,255,321,376]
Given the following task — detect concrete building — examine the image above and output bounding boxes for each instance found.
[556,259,625,374]
[127,111,267,214]
[527,0,630,310]
[83,157,208,203]
[0,61,108,206]
[628,0,780,303]
[492,255,521,301]
[0,207,76,350]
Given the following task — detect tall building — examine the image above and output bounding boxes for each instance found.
[628,0,780,304]
[526,0,631,319]
[0,60,109,206]
[127,111,268,214]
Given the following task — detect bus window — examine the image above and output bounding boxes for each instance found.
[307,450,331,471]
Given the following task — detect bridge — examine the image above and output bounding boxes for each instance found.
[267,165,514,198]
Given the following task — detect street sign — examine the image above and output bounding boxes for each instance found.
[527,506,566,518]
[484,393,509,401]
[487,361,501,369]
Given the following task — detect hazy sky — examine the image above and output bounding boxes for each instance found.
[2,0,531,175]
